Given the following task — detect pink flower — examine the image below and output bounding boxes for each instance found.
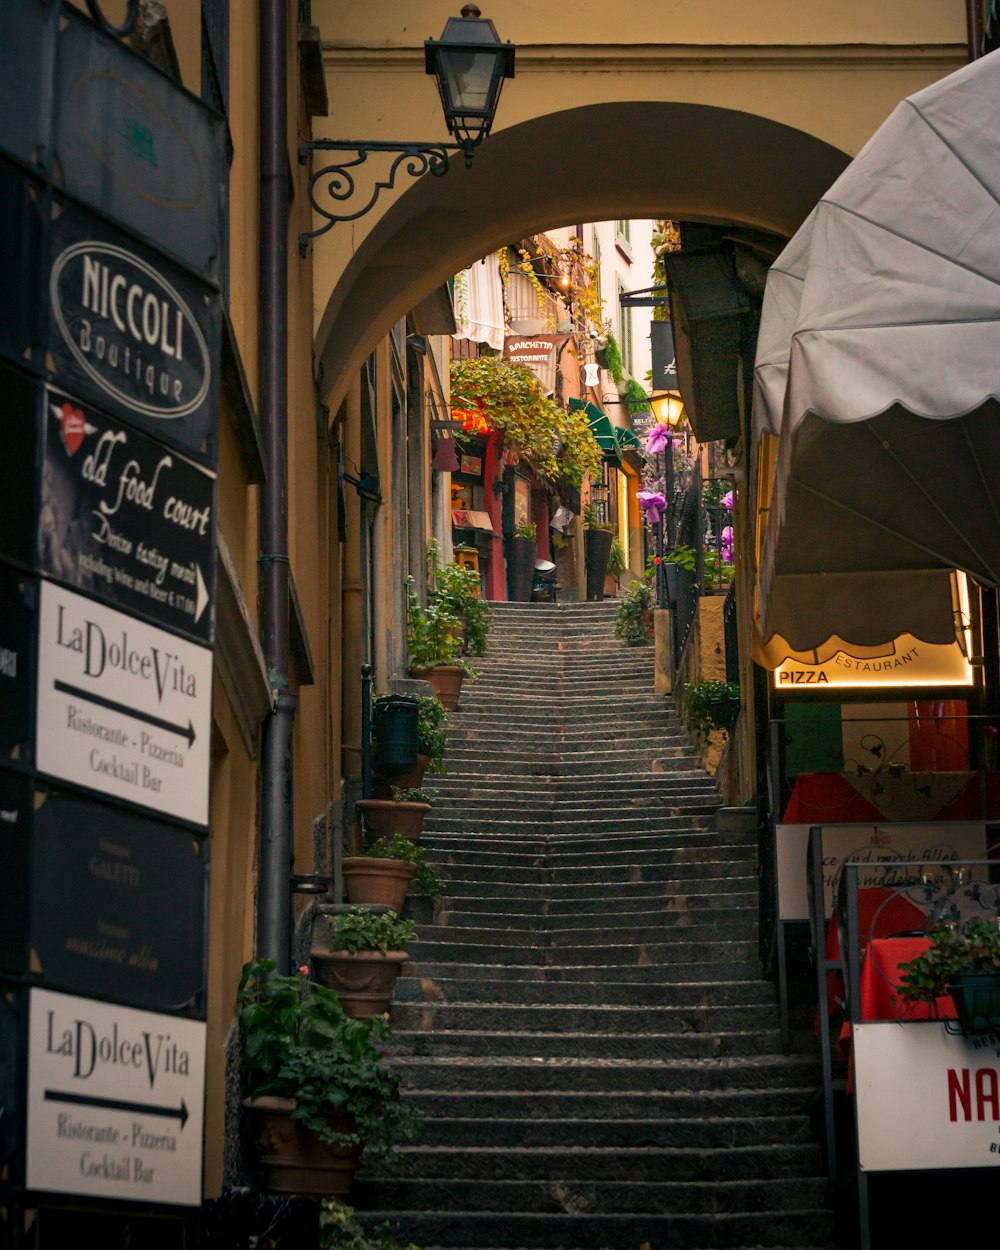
[721,525,734,562]
[722,490,733,510]
[645,424,671,456]
[637,490,668,525]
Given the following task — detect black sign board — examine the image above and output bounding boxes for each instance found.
[651,320,679,393]
[40,384,216,642]
[0,361,41,567]
[30,1206,189,1250]
[47,197,221,464]
[0,768,33,975]
[30,786,207,1013]
[0,562,36,770]
[54,5,227,284]
[0,157,47,374]
[0,0,56,171]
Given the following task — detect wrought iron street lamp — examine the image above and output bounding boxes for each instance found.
[648,392,685,607]
[300,5,515,249]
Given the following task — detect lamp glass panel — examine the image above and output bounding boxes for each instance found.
[442,49,496,115]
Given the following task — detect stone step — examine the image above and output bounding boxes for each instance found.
[405,938,757,968]
[354,1169,825,1207]
[424,815,720,836]
[402,1086,811,1122]
[353,1207,833,1249]
[393,975,776,1008]
[394,1027,780,1061]
[400,961,763,985]
[420,829,741,854]
[413,920,757,948]
[390,1002,778,1035]
[398,1112,816,1148]
[424,905,756,933]
[428,875,757,902]
[417,894,759,923]
[427,858,755,886]
[394,1054,821,1094]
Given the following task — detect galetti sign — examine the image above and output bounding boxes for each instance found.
[48,201,219,463]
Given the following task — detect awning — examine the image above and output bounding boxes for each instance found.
[614,426,644,454]
[452,509,494,532]
[568,398,622,464]
[755,50,1000,649]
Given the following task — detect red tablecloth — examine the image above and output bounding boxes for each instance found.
[785,771,1000,823]
[858,936,957,1023]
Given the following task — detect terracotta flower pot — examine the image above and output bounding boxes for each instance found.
[342,856,416,913]
[244,1096,361,1197]
[310,948,409,1018]
[357,799,431,841]
[409,664,464,711]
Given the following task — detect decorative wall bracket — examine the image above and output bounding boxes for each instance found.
[298,138,471,254]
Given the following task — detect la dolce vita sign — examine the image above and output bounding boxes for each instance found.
[27,989,205,1206]
[35,583,212,826]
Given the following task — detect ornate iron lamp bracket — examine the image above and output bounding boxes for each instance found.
[298,138,471,254]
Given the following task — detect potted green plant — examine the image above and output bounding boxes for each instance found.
[342,833,444,914]
[583,503,614,601]
[683,679,741,736]
[507,518,536,603]
[897,918,1000,1035]
[237,958,420,1196]
[614,571,654,646]
[427,540,493,656]
[311,908,416,1019]
[405,578,467,710]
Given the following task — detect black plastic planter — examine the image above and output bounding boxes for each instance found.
[584,529,614,601]
[507,535,536,602]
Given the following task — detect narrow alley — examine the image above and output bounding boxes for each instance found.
[354,602,833,1250]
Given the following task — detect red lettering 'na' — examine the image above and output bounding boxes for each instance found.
[977,1068,1000,1121]
[948,1068,971,1121]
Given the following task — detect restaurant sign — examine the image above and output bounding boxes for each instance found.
[854,1021,1000,1171]
[40,385,216,643]
[504,335,562,395]
[26,989,206,1205]
[48,199,220,463]
[32,787,206,1012]
[35,582,212,827]
[774,635,973,690]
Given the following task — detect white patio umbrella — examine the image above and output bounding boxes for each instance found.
[755,49,1000,651]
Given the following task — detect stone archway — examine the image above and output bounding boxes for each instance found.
[312,101,851,410]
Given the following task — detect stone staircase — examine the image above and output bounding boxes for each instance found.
[355,600,833,1250]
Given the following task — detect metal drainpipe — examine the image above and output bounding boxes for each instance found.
[256,0,296,970]
[968,0,983,60]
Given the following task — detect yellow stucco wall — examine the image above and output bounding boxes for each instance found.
[309,0,967,412]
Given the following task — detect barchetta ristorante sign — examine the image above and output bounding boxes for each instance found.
[48,201,220,463]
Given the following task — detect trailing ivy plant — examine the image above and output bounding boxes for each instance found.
[601,332,624,386]
[320,1198,421,1250]
[405,577,462,671]
[897,919,1000,1005]
[614,571,655,646]
[683,680,742,735]
[621,376,650,415]
[236,959,421,1155]
[451,356,603,487]
[426,540,493,657]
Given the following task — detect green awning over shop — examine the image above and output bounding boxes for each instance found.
[615,427,644,454]
[568,398,622,464]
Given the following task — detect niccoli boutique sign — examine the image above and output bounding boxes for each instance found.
[47,201,220,462]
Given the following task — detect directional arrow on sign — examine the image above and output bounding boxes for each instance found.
[45,1089,190,1128]
[54,680,197,747]
[194,563,209,624]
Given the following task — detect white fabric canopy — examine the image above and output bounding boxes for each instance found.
[453,255,505,352]
[754,50,1000,648]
